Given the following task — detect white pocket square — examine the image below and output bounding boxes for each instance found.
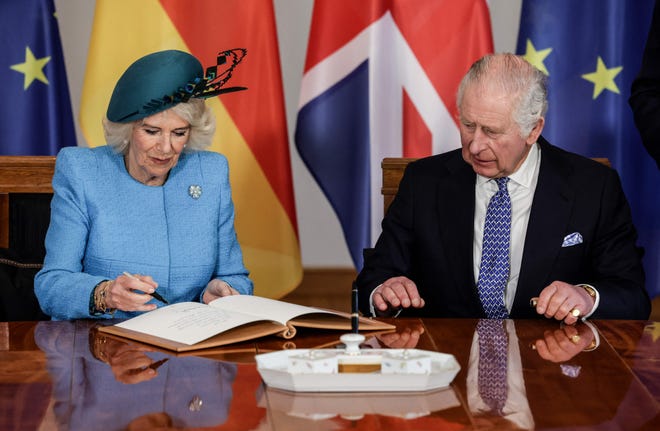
[562,232,583,247]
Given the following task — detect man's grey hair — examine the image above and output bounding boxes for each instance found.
[457,53,548,138]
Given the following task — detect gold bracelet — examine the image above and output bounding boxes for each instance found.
[94,280,116,315]
[94,281,106,311]
[104,281,117,315]
[89,329,109,363]
[93,282,102,311]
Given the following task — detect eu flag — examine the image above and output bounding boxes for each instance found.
[0,0,76,155]
[516,0,660,298]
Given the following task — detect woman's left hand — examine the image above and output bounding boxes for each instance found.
[203,279,240,303]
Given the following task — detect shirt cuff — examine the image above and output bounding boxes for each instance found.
[368,284,402,317]
[578,283,600,320]
[582,320,601,351]
[368,286,379,317]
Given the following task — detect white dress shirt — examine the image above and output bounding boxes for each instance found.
[467,320,535,429]
[473,143,541,312]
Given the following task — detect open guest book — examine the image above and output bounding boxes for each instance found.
[98,295,395,352]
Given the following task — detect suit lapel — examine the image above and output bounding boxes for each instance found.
[436,159,477,293]
[513,139,575,313]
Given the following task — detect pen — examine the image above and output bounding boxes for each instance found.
[129,358,169,376]
[123,271,169,304]
[351,281,359,333]
[147,358,169,371]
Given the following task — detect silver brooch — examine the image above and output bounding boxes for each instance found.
[188,395,203,412]
[188,185,202,199]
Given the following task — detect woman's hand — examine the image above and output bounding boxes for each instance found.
[90,329,163,384]
[104,273,160,312]
[107,342,165,384]
[203,279,240,304]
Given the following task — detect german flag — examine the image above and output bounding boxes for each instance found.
[80,0,301,298]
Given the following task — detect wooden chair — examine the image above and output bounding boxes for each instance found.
[0,156,55,320]
[381,157,611,214]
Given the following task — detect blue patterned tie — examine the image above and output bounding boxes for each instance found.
[477,177,511,319]
[477,319,509,414]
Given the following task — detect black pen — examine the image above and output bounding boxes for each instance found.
[129,358,169,376]
[351,281,359,333]
[147,358,169,371]
[123,271,169,304]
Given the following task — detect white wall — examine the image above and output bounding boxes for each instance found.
[54,0,521,268]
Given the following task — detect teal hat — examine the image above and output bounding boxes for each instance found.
[107,49,247,123]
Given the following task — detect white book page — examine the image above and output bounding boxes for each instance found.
[115,302,270,345]
[209,295,337,324]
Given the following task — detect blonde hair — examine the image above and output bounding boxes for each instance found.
[103,98,216,153]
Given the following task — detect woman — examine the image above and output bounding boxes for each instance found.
[35,49,253,320]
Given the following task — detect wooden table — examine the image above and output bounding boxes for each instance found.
[1,318,658,430]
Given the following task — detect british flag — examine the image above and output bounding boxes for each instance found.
[295,0,493,268]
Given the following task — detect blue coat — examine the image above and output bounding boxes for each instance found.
[35,146,253,320]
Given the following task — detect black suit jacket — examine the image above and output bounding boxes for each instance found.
[357,138,649,319]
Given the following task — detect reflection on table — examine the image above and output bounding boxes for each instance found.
[34,320,240,430]
[0,318,658,430]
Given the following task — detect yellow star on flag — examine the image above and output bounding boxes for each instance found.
[523,39,552,75]
[581,56,622,99]
[10,47,51,90]
[644,321,660,343]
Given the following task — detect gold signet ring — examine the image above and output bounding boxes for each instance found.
[570,308,581,317]
[570,334,581,344]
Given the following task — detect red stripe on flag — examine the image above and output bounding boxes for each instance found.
[390,0,493,123]
[402,90,432,158]
[305,0,390,71]
[161,0,298,231]
[304,0,492,125]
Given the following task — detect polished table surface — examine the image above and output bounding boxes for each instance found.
[1,318,658,430]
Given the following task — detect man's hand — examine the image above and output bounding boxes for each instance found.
[533,281,595,324]
[532,324,595,362]
[376,324,425,349]
[372,276,425,316]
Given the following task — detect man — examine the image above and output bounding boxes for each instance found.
[357,53,650,322]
